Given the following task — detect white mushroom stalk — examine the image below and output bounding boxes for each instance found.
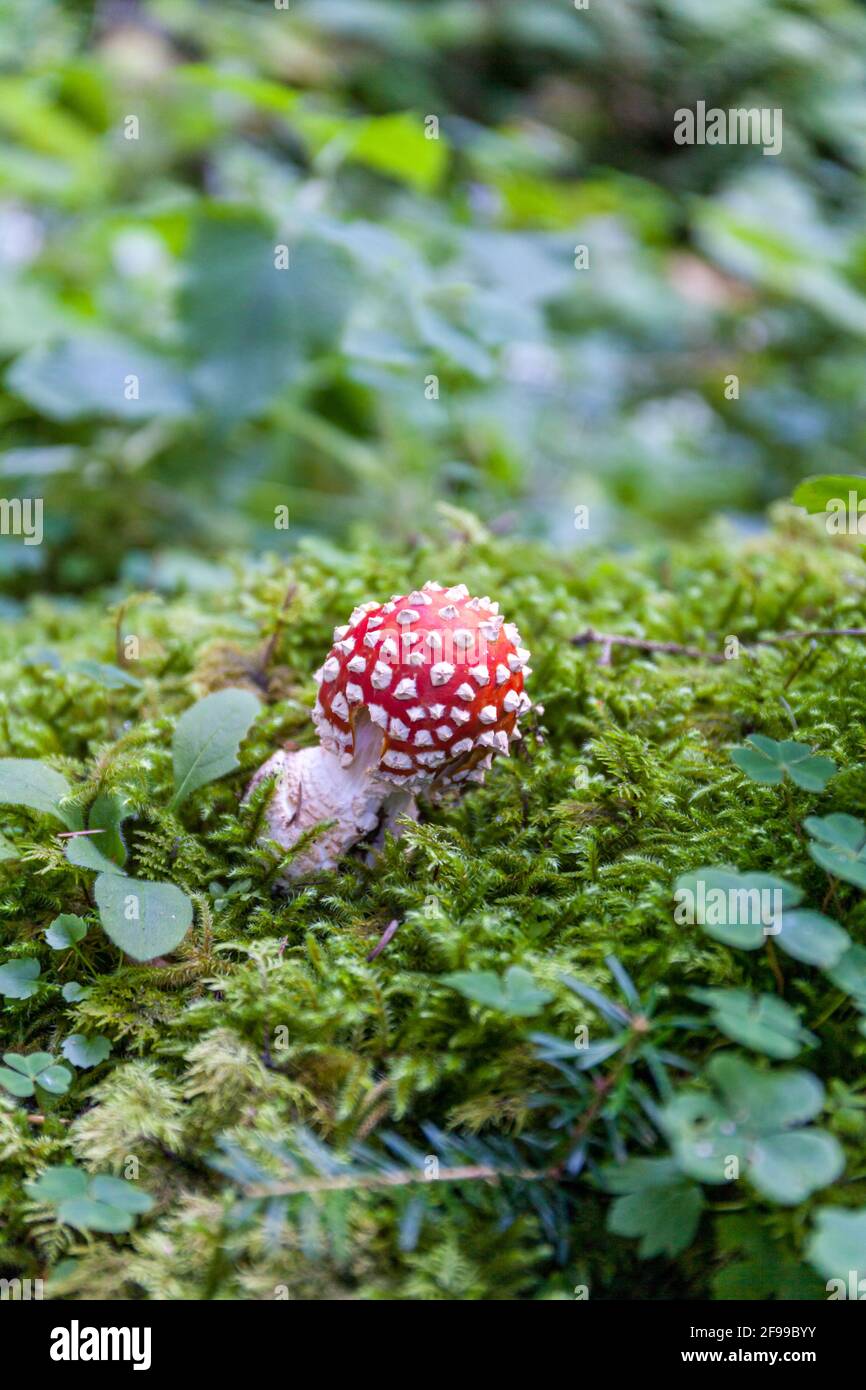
[246,581,532,879]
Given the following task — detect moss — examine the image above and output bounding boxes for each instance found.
[2,510,865,1299]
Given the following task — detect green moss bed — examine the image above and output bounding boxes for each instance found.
[3,509,866,1300]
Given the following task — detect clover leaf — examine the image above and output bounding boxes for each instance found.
[0,1051,72,1097]
[730,735,836,792]
[674,867,801,950]
[806,1206,866,1285]
[689,989,815,1059]
[662,1054,843,1205]
[24,1164,154,1232]
[443,965,552,1017]
[804,813,866,890]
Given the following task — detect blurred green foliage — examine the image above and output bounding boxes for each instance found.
[2,0,866,591]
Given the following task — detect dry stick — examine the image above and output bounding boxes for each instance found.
[246,1163,547,1199]
[571,626,866,667]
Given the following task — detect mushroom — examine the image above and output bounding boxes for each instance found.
[247,581,532,879]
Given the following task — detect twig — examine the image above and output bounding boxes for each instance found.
[366,919,399,962]
[571,626,866,667]
[246,1162,546,1199]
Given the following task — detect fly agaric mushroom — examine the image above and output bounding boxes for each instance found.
[247,581,532,878]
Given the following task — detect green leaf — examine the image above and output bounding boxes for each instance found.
[792,475,866,516]
[169,687,260,810]
[674,867,801,950]
[65,833,125,875]
[87,791,129,866]
[607,1180,705,1259]
[729,735,836,791]
[806,1207,866,1283]
[68,659,143,690]
[804,813,866,889]
[44,912,88,949]
[180,210,354,422]
[6,335,193,422]
[442,965,553,1017]
[690,988,815,1059]
[713,1215,825,1300]
[0,957,41,998]
[0,831,19,860]
[348,112,448,193]
[24,1166,89,1202]
[36,1064,72,1095]
[89,1175,153,1214]
[56,1195,134,1233]
[0,758,81,829]
[0,1067,34,1097]
[94,871,193,960]
[61,1033,111,1069]
[775,909,850,968]
[3,1051,54,1077]
[662,1055,841,1204]
[61,981,88,1003]
[749,1131,843,1205]
[826,944,866,1010]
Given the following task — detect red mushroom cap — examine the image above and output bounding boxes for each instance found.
[312,582,532,788]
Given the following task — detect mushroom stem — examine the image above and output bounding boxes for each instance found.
[247,715,414,879]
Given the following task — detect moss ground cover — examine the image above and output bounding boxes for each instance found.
[2,509,866,1299]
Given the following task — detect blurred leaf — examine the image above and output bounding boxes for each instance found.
[690,988,815,1059]
[804,813,866,889]
[7,336,193,422]
[347,112,447,193]
[0,758,81,829]
[807,1207,866,1283]
[775,909,850,969]
[443,965,552,1016]
[180,209,355,422]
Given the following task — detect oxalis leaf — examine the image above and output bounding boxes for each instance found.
[806,1207,866,1285]
[0,758,82,829]
[662,1054,843,1205]
[94,871,193,961]
[443,966,552,1017]
[674,866,801,950]
[689,988,816,1060]
[729,735,836,792]
[169,688,260,810]
[804,813,866,890]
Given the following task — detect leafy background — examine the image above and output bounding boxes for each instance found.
[3,0,866,593]
[3,0,866,1301]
